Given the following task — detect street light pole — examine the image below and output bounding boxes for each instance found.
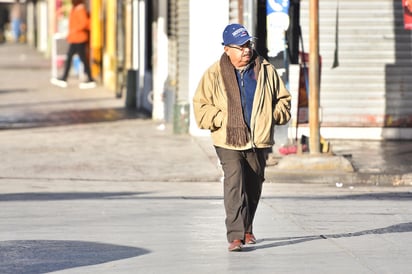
[309,0,320,154]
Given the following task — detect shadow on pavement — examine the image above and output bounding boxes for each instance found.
[243,222,412,252]
[0,88,29,94]
[0,192,150,202]
[0,192,223,202]
[0,192,412,202]
[0,240,149,274]
[2,192,410,202]
[1,96,121,108]
[0,107,149,130]
[262,191,412,201]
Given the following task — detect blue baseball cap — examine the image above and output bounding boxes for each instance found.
[222,23,255,46]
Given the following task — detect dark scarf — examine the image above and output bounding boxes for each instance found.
[219,52,261,147]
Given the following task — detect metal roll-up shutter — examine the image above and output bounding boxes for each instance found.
[165,0,178,122]
[166,0,190,132]
[176,0,190,102]
[299,0,412,129]
[229,0,240,22]
[167,0,177,94]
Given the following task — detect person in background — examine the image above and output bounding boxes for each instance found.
[10,0,21,42]
[193,23,291,252]
[50,0,96,89]
[0,5,9,43]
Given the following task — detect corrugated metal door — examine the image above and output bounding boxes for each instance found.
[176,0,190,102]
[167,0,190,103]
[165,0,178,122]
[229,0,240,22]
[299,0,412,128]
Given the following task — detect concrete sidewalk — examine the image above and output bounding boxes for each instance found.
[1,43,412,186]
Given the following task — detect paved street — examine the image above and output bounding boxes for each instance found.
[1,180,412,273]
[1,43,412,273]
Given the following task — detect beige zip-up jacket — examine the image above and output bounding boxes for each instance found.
[193,57,291,150]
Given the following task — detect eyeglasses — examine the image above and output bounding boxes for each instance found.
[227,41,254,51]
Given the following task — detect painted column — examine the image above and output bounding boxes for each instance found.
[103,0,117,90]
[90,0,102,80]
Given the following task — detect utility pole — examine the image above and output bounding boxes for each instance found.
[309,0,320,154]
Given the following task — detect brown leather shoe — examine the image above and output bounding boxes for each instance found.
[245,233,256,244]
[228,239,242,251]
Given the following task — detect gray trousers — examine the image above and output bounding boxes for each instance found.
[215,146,266,243]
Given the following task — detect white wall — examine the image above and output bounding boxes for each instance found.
[36,0,48,53]
[152,2,168,121]
[188,0,229,136]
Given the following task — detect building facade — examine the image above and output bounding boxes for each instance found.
[23,0,412,140]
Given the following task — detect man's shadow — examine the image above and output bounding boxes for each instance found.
[242,222,412,251]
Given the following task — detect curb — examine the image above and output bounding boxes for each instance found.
[264,170,412,187]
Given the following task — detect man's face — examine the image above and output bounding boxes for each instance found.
[224,41,254,69]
